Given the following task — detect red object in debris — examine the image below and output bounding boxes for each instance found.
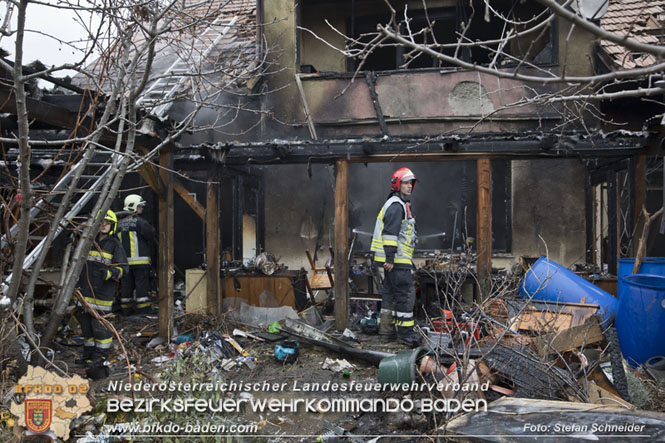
[431,320,451,332]
[432,309,459,332]
[431,308,481,346]
[431,319,479,338]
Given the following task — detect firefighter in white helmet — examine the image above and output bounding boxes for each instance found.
[116,194,157,315]
[370,167,420,347]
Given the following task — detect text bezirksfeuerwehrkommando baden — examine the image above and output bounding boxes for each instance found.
[107,396,486,414]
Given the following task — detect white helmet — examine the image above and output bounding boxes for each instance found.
[123,194,146,213]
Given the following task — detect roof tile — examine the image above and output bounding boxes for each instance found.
[600,0,665,68]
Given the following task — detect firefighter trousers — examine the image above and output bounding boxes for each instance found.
[380,268,416,329]
[76,311,113,361]
[120,266,152,314]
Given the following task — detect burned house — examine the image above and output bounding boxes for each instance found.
[1,0,664,332]
[172,0,663,327]
[3,3,665,440]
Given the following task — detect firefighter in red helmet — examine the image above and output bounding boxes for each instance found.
[370,167,420,347]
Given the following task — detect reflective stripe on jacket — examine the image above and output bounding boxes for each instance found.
[77,234,128,311]
[370,195,416,265]
[117,215,155,266]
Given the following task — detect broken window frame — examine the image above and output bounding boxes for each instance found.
[296,0,559,73]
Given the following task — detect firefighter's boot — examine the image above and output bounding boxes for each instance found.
[87,348,109,369]
[378,311,396,339]
[397,326,421,347]
[75,344,95,366]
[86,352,110,380]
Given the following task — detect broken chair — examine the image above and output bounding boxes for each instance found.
[305,249,334,305]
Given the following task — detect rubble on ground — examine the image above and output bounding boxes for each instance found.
[2,255,665,442]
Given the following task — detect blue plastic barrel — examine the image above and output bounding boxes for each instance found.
[618,257,665,278]
[519,256,618,326]
[618,257,665,300]
[616,274,665,367]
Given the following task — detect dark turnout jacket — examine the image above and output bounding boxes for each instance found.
[117,215,156,266]
[77,234,128,311]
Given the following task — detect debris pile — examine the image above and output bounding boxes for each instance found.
[3,255,665,441]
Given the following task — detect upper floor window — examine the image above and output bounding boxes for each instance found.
[349,1,555,72]
[350,8,458,71]
[299,0,555,74]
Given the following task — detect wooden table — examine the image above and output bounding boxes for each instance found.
[221,270,308,310]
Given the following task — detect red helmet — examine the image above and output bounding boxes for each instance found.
[390,168,417,191]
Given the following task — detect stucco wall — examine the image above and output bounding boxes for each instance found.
[263,164,336,271]
[261,159,586,272]
[511,159,586,267]
[263,1,600,130]
[558,18,597,77]
[262,0,301,129]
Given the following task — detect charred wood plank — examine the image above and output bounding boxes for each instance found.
[633,153,647,254]
[190,135,650,165]
[476,158,491,298]
[585,167,594,263]
[158,147,174,338]
[0,88,95,136]
[364,71,389,137]
[294,74,318,140]
[334,159,349,331]
[174,179,205,220]
[135,145,166,196]
[0,88,166,152]
[607,170,618,275]
[1,59,89,94]
[206,177,220,313]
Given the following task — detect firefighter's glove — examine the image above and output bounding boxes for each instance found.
[98,268,114,281]
[108,268,122,281]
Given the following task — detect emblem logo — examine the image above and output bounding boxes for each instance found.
[25,399,51,433]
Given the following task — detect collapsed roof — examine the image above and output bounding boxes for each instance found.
[600,0,665,69]
[70,0,260,104]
